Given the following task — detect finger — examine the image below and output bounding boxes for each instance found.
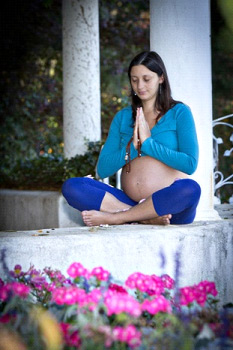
[140,106,144,116]
[133,114,139,148]
[138,107,144,118]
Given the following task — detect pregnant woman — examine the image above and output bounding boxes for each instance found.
[62,51,201,226]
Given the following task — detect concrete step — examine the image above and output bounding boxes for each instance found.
[0,189,83,231]
[0,189,232,231]
[0,218,232,305]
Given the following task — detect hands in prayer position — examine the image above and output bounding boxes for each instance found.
[133,107,151,149]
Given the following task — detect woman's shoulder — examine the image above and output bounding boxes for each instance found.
[112,106,133,132]
[166,103,193,122]
[114,106,132,119]
[112,106,133,125]
[171,102,192,115]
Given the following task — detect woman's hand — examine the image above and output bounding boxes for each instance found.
[133,108,140,149]
[137,107,151,144]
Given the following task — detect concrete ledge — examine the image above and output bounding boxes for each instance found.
[1,189,232,231]
[0,219,232,305]
[0,189,83,230]
[1,189,232,305]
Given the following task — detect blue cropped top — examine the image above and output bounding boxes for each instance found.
[97,103,199,179]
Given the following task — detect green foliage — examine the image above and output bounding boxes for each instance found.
[211,0,233,118]
[99,0,149,137]
[211,0,233,202]
[0,0,232,201]
[0,0,150,190]
[0,52,63,165]
[0,141,102,191]
[0,0,63,172]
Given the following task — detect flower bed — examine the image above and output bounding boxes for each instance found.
[0,257,233,350]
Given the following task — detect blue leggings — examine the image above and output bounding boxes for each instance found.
[62,177,201,224]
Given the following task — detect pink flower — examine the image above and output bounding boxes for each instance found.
[113,325,141,348]
[11,282,30,298]
[44,268,67,284]
[161,274,175,290]
[0,285,9,301]
[0,282,30,301]
[180,286,196,306]
[125,272,140,289]
[104,291,141,317]
[0,314,11,323]
[27,268,47,288]
[149,274,165,295]
[52,286,87,306]
[91,266,110,281]
[60,322,81,348]
[197,281,218,297]
[179,281,218,307]
[67,262,90,279]
[52,286,103,310]
[125,272,164,295]
[43,281,55,292]
[109,283,127,294]
[83,288,102,310]
[142,295,172,315]
[194,289,207,307]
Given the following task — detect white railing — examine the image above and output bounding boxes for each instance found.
[102,169,122,189]
[213,114,233,203]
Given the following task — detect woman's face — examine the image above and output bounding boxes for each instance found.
[130,64,163,103]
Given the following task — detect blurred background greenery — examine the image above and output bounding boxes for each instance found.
[0,0,232,201]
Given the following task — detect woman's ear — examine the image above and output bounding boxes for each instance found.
[159,74,164,84]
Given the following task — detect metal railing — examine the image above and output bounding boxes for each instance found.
[213,114,233,203]
[101,169,122,189]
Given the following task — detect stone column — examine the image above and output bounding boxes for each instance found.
[150,0,220,220]
[62,0,101,157]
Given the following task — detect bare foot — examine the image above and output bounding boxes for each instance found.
[82,210,121,226]
[140,214,172,225]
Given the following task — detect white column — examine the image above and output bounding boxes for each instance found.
[150,0,220,220]
[63,0,101,157]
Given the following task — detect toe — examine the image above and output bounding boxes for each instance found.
[82,211,87,218]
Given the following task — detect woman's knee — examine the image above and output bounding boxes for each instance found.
[178,179,201,204]
[187,179,201,201]
[62,177,83,199]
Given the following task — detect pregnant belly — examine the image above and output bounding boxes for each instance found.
[121,156,188,202]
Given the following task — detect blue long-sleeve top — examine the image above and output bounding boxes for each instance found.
[97,103,199,179]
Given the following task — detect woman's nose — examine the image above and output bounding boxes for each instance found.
[137,79,144,90]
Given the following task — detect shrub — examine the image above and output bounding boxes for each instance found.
[0,141,103,191]
[0,256,233,350]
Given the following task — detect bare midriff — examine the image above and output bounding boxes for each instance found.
[121,156,188,202]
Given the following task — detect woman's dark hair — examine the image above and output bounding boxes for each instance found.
[128,51,181,122]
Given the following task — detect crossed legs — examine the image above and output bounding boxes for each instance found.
[82,194,171,226]
[99,191,132,213]
[62,177,201,227]
[62,177,171,226]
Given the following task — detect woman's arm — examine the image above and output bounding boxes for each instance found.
[96,110,137,179]
[140,105,199,175]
